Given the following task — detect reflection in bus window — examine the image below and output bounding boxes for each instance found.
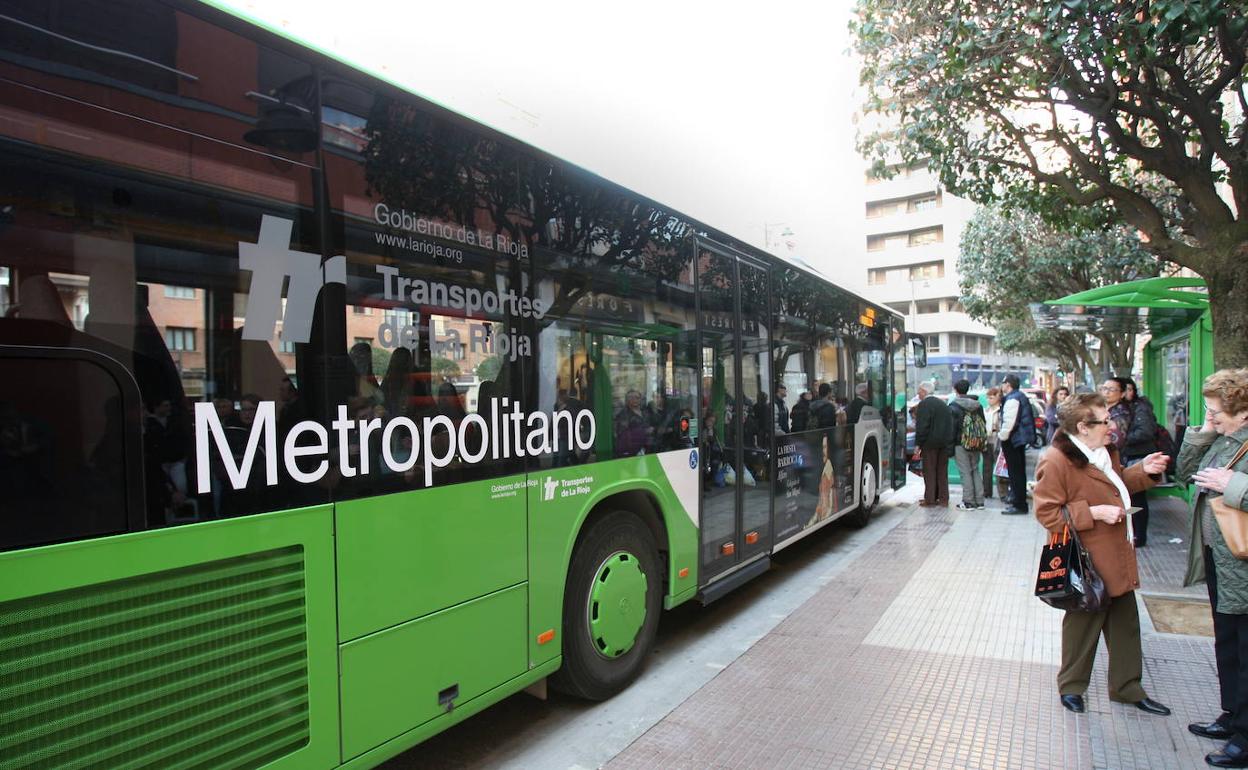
[0,99,324,545]
[532,212,698,468]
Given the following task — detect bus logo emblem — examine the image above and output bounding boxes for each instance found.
[543,476,559,501]
[239,215,346,343]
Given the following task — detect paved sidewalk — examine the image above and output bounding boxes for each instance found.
[608,491,1221,770]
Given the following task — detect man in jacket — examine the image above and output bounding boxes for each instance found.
[774,383,790,434]
[809,382,837,430]
[915,379,955,507]
[999,374,1037,514]
[949,379,987,510]
[847,382,870,425]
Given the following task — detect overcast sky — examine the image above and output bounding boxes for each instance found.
[219,1,868,287]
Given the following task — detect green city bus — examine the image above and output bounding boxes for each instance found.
[0,2,914,766]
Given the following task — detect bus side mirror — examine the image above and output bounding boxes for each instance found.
[907,333,928,368]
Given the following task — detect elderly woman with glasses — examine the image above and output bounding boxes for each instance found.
[1033,392,1171,716]
[1180,369,1248,768]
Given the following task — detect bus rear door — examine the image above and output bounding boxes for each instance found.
[696,241,772,589]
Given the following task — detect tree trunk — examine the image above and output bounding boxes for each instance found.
[1207,266,1248,369]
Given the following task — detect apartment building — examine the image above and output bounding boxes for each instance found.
[862,162,1052,392]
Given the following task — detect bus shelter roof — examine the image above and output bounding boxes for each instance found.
[1029,276,1208,335]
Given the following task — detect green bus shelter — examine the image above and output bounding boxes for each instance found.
[1033,276,1213,501]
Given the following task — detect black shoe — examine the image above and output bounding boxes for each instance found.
[1135,698,1171,716]
[1207,741,1248,768]
[1192,720,1235,740]
[1002,507,1029,515]
[1134,538,1148,548]
[1060,694,1085,713]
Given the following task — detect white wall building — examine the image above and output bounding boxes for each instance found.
[862,162,1054,392]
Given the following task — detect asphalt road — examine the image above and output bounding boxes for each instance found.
[381,482,924,770]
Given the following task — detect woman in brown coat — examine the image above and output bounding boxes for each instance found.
[1033,392,1171,715]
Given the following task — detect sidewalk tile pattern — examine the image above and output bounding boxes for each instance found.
[609,494,1222,770]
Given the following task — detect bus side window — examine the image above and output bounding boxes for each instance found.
[0,349,139,551]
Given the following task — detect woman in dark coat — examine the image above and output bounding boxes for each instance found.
[1044,386,1070,444]
[1033,391,1169,716]
[1120,377,1160,546]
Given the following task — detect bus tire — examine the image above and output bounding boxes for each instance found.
[551,509,662,701]
[845,442,879,529]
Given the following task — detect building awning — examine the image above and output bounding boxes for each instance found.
[1030,276,1208,335]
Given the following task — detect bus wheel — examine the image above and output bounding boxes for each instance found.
[551,509,662,701]
[845,444,879,529]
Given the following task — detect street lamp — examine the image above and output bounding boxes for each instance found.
[764,222,794,252]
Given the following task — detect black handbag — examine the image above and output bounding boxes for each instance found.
[1034,507,1109,612]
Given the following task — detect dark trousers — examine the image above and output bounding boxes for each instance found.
[1059,591,1147,701]
[921,445,951,504]
[983,441,997,498]
[1002,441,1028,510]
[1124,455,1151,544]
[1205,547,1248,739]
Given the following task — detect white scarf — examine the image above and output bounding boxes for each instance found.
[1069,434,1134,543]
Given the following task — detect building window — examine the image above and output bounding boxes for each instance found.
[163,285,195,299]
[165,327,195,351]
[908,227,943,247]
[865,200,902,218]
[908,194,941,212]
[866,233,910,252]
[926,334,941,353]
[886,301,910,315]
[868,268,889,286]
[908,261,944,281]
[915,300,941,314]
[352,305,373,315]
[322,106,369,153]
[948,334,963,353]
[947,298,966,313]
[279,339,296,353]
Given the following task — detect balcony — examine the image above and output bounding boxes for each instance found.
[864,241,950,269]
[863,206,945,238]
[863,172,939,201]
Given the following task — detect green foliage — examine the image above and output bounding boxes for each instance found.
[371,347,392,379]
[959,205,1161,373]
[431,357,461,380]
[475,355,502,382]
[853,0,1248,366]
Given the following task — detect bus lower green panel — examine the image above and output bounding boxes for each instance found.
[0,507,338,770]
[334,476,527,643]
[337,657,560,770]
[338,583,527,762]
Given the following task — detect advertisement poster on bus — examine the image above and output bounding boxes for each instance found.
[773,426,855,541]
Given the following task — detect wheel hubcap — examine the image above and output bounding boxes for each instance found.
[861,463,877,508]
[587,551,648,658]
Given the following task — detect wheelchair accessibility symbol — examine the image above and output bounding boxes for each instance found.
[689,450,699,469]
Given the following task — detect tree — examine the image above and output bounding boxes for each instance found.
[959,205,1162,379]
[475,355,502,382]
[431,357,460,381]
[854,0,1248,367]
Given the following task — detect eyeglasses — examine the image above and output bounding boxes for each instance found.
[1082,419,1110,426]
[1207,407,1224,418]
[1098,385,1121,393]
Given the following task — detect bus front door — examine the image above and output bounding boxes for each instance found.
[697,242,772,585]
